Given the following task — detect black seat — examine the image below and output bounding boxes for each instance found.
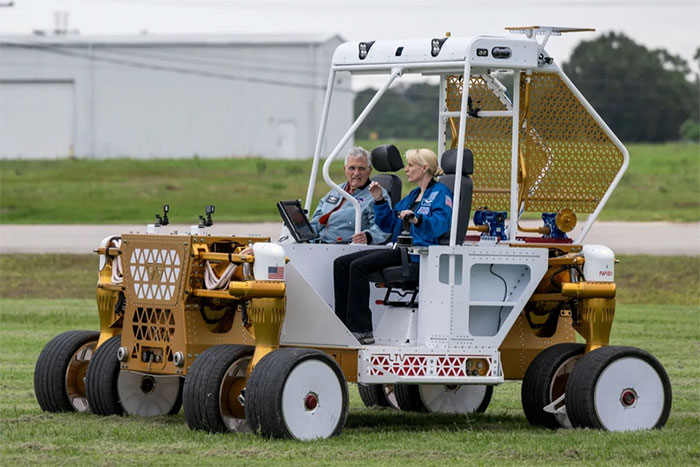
[369,148,475,307]
[437,148,474,245]
[370,144,403,206]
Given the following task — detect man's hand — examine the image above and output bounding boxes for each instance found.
[398,210,418,224]
[351,232,368,244]
[238,246,254,255]
[369,181,383,201]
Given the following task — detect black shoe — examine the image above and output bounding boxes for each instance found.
[352,331,375,345]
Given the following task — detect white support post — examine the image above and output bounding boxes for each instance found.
[437,75,447,160]
[304,68,336,213]
[508,71,521,242]
[322,68,402,235]
[448,61,472,247]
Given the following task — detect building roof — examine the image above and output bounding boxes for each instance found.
[0,33,344,47]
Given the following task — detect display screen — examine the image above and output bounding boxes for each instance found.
[277,200,319,243]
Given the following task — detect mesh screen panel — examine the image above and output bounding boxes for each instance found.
[446,72,624,213]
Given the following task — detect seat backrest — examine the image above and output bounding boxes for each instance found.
[370,144,404,206]
[438,148,474,245]
[372,174,401,206]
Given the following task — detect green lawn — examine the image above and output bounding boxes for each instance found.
[0,254,698,464]
[1,142,697,224]
[605,143,700,222]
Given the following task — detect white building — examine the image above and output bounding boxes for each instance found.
[0,34,353,159]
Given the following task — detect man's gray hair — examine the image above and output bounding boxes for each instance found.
[344,147,372,167]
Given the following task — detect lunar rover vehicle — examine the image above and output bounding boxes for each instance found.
[35,26,671,439]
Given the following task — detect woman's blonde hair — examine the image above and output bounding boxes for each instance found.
[405,148,444,178]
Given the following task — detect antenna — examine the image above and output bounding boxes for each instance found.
[155,204,169,227]
[198,205,215,228]
[506,26,595,62]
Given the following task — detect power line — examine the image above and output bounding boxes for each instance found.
[2,40,351,93]
[90,46,327,78]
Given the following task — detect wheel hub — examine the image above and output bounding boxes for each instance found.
[620,388,637,408]
[65,341,96,412]
[304,392,319,411]
[139,376,156,394]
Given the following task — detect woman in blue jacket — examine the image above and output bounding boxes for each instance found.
[333,148,453,344]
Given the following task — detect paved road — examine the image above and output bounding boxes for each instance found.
[1,221,698,255]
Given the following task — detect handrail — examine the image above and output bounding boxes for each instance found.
[447,40,477,247]
[321,68,402,236]
[508,71,521,241]
[304,68,337,213]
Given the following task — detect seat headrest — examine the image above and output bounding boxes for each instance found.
[371,144,404,172]
[441,148,474,176]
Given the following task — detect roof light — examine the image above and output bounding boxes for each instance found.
[431,37,448,57]
[358,41,375,60]
[491,47,512,59]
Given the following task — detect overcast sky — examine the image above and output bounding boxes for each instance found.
[2,0,698,88]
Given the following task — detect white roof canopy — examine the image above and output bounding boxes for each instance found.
[332,36,539,73]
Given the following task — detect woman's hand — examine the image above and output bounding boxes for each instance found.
[398,210,418,224]
[368,181,383,201]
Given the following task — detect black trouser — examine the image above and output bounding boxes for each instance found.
[333,248,403,333]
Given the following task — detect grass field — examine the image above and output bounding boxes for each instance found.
[0,254,698,465]
[1,142,697,224]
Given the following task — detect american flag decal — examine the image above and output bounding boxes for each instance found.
[268,265,285,280]
[445,195,452,208]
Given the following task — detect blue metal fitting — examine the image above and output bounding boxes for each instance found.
[473,209,508,240]
[541,212,569,239]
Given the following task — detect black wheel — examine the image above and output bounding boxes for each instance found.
[34,330,99,413]
[521,343,585,428]
[245,347,349,440]
[394,384,426,412]
[566,346,672,431]
[118,371,183,417]
[85,335,123,416]
[183,344,254,433]
[419,384,493,414]
[358,384,392,408]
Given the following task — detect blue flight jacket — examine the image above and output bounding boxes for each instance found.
[374,180,453,246]
[310,182,392,244]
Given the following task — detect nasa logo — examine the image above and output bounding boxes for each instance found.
[599,270,613,276]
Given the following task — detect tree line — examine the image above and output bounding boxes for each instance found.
[354,32,699,143]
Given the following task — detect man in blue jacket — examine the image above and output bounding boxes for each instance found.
[310,147,391,244]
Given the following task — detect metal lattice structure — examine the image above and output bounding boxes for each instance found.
[446,75,512,211]
[130,307,176,363]
[446,73,624,213]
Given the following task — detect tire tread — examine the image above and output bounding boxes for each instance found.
[245,347,349,439]
[183,344,254,432]
[34,330,100,413]
[394,384,426,412]
[358,384,391,408]
[521,343,585,428]
[566,345,672,430]
[85,335,124,416]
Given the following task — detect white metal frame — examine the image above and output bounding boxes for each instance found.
[290,33,630,385]
[305,34,628,244]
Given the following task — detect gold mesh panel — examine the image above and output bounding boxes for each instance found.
[446,73,624,213]
[130,307,175,362]
[447,75,512,210]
